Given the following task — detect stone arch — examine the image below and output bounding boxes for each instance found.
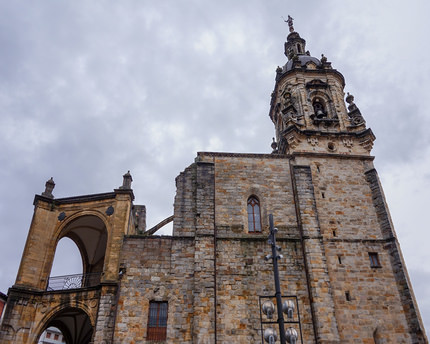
[34,305,94,344]
[48,212,109,289]
[308,90,336,120]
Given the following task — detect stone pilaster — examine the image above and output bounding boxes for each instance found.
[366,169,428,343]
[291,164,340,343]
[192,161,216,344]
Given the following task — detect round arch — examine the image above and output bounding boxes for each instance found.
[35,305,94,344]
[307,90,336,119]
[49,213,109,289]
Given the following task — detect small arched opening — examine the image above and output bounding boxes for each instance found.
[312,98,327,119]
[48,215,107,291]
[37,307,93,344]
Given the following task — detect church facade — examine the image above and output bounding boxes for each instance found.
[0,21,427,343]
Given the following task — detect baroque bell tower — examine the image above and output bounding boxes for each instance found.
[270,16,374,156]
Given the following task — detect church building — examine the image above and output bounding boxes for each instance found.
[0,19,427,344]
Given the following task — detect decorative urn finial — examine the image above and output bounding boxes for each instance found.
[42,177,55,199]
[120,171,133,190]
[271,137,278,153]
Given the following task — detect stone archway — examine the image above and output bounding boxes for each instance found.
[49,215,108,290]
[37,307,94,344]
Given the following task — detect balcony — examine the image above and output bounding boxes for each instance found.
[47,272,101,291]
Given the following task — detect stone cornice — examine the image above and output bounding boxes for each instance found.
[197,151,288,159]
[33,192,117,206]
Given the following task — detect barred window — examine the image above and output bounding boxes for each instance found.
[369,252,381,268]
[247,196,262,233]
[147,301,168,341]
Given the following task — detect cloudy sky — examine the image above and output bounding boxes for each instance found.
[0,0,429,332]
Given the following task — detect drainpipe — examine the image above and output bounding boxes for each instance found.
[213,156,218,343]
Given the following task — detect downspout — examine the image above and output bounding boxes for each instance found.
[110,271,124,344]
[213,156,218,343]
[289,158,319,344]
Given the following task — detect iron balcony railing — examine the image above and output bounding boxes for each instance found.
[47,272,101,291]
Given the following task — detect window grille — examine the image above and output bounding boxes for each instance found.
[369,252,381,268]
[147,301,168,341]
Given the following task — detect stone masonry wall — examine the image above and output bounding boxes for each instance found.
[114,236,195,343]
[366,168,427,343]
[207,153,316,343]
[296,154,425,343]
[112,152,427,343]
[215,237,314,344]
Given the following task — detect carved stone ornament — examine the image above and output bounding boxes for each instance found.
[342,138,353,148]
[346,92,365,126]
[89,299,98,308]
[39,303,49,314]
[307,137,319,146]
[286,132,301,149]
[305,79,328,89]
[359,137,374,152]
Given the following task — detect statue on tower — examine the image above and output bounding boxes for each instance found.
[284,15,295,33]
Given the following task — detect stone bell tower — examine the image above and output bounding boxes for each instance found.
[269,15,374,156]
[263,17,428,343]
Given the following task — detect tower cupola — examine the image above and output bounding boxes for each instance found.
[269,17,375,156]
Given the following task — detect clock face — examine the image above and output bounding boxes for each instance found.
[63,275,83,289]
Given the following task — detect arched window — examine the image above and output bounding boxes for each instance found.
[247,196,262,233]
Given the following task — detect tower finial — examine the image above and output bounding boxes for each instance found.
[283,15,294,33]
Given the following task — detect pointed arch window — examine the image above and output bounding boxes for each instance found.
[247,196,262,233]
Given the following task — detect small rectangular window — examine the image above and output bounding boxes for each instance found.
[338,255,342,264]
[147,301,168,341]
[369,252,381,268]
[345,291,351,301]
